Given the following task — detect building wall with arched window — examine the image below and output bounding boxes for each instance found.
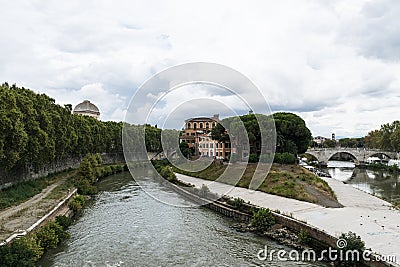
[180,114,232,159]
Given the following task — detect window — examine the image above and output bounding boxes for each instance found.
[194,123,197,129]
[210,143,213,148]
[187,123,191,129]
[200,123,203,128]
[206,122,209,128]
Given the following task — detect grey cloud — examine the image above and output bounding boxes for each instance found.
[340,0,400,61]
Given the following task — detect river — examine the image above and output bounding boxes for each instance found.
[323,161,400,203]
[38,171,327,267]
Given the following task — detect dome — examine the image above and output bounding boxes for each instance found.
[73,100,100,119]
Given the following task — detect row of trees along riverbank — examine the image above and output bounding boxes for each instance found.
[365,120,400,152]
[0,83,162,184]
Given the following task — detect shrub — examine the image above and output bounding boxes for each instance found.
[233,197,245,209]
[274,153,296,164]
[248,153,259,163]
[298,229,311,244]
[55,215,73,230]
[75,179,98,195]
[101,166,113,177]
[338,231,365,252]
[0,236,42,267]
[159,166,177,182]
[337,232,365,265]
[68,195,85,213]
[251,208,275,232]
[46,221,70,241]
[36,224,59,250]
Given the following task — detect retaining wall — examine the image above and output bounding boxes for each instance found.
[0,153,125,189]
[168,180,396,267]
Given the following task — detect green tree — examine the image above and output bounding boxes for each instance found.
[179,142,192,159]
[0,236,41,267]
[323,139,337,148]
[273,112,311,154]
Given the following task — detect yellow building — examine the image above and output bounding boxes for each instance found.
[180,114,232,159]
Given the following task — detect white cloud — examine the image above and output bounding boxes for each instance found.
[0,0,399,137]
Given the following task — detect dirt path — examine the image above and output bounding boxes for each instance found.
[0,178,67,222]
[0,174,75,241]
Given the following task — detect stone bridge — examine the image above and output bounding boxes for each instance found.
[305,148,399,164]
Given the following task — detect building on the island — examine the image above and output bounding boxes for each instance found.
[180,114,219,149]
[73,100,100,120]
[180,114,232,160]
[313,136,328,145]
[198,134,232,160]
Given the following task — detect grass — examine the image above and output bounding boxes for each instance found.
[0,169,75,210]
[173,162,338,206]
[44,179,74,200]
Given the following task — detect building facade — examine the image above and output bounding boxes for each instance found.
[180,114,232,159]
[73,100,100,119]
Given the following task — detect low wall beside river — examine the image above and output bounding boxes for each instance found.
[168,179,396,267]
[0,152,125,189]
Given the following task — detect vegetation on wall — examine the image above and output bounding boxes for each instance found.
[251,208,275,232]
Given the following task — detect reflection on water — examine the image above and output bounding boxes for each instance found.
[38,171,327,266]
[323,161,400,202]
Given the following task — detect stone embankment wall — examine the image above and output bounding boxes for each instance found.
[0,153,125,189]
[168,181,395,267]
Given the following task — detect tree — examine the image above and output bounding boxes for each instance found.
[179,142,192,159]
[323,139,337,148]
[273,112,311,154]
[36,224,59,250]
[211,123,230,142]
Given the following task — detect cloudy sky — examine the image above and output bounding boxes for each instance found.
[1,0,399,138]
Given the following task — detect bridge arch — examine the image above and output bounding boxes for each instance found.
[306,148,398,164]
[366,152,392,160]
[326,151,358,162]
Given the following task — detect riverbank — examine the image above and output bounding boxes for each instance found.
[0,156,128,266]
[175,172,400,266]
[0,170,76,241]
[172,162,341,208]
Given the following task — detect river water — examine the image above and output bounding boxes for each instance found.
[38,171,327,267]
[323,161,400,203]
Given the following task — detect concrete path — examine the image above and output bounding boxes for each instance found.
[176,173,400,266]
